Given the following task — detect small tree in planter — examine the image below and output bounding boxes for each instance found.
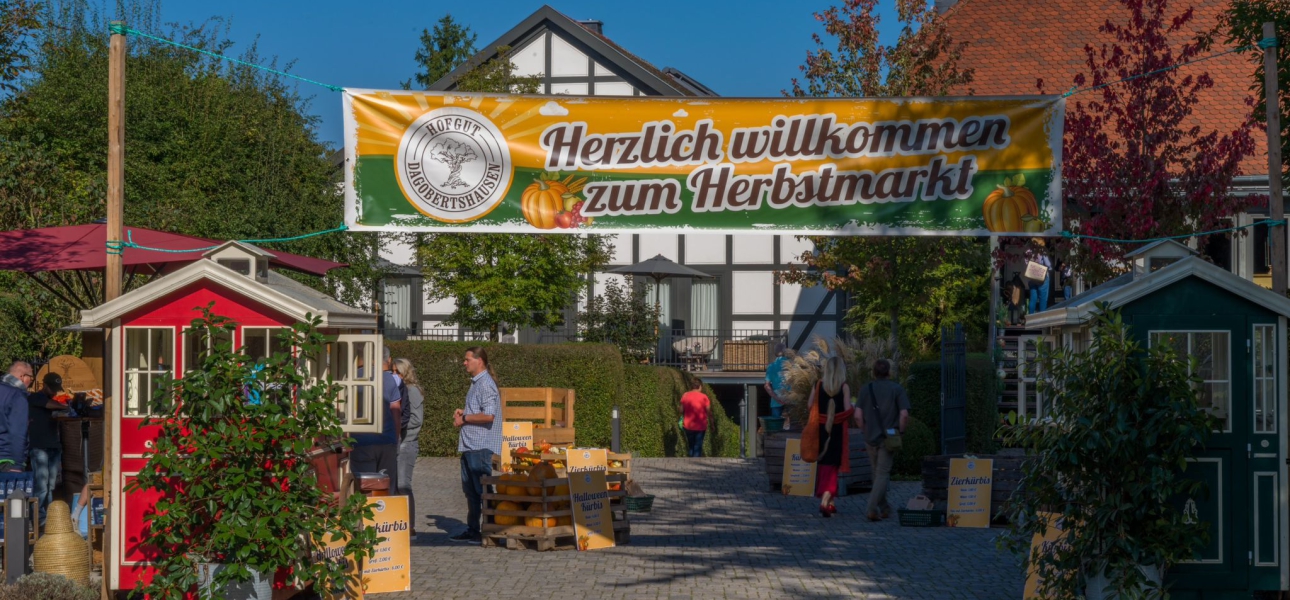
[996,307,1216,599]
[578,276,661,363]
[129,308,379,600]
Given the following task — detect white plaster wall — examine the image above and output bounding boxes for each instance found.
[684,234,726,264]
[550,35,587,76]
[731,320,775,333]
[593,272,627,296]
[607,233,633,265]
[511,37,545,77]
[380,234,415,265]
[638,233,678,262]
[732,234,774,264]
[594,62,613,76]
[423,294,456,315]
[552,82,589,95]
[780,282,833,316]
[780,235,815,264]
[731,272,774,314]
[785,320,836,346]
[595,82,635,96]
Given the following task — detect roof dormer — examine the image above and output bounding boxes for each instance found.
[203,241,274,282]
[1125,239,1198,280]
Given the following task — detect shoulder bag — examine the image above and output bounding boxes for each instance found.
[867,382,903,452]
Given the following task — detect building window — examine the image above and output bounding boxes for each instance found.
[242,327,289,363]
[1149,331,1231,432]
[124,328,174,417]
[1253,324,1276,433]
[182,327,232,373]
[313,337,379,431]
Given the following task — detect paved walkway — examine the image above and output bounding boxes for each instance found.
[393,457,1024,599]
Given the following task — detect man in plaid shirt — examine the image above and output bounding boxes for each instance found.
[449,346,501,542]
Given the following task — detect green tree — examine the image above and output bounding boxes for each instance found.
[0,0,40,93]
[0,2,386,361]
[578,277,661,363]
[402,13,476,90]
[781,0,983,362]
[1225,0,1289,187]
[414,42,602,341]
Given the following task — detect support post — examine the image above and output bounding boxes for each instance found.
[610,406,621,453]
[5,490,29,583]
[103,21,126,599]
[1264,22,1285,295]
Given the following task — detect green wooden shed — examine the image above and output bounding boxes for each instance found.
[1027,240,1290,598]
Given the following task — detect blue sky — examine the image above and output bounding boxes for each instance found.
[154,1,904,148]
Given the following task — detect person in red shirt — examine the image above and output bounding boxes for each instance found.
[680,378,711,457]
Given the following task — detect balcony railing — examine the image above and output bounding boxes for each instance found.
[537,328,788,373]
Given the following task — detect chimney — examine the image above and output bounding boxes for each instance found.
[935,0,958,13]
[579,20,604,35]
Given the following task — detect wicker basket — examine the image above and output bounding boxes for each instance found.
[722,340,771,371]
[625,494,655,512]
[33,501,90,586]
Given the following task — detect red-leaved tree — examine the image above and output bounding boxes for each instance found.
[1048,0,1258,281]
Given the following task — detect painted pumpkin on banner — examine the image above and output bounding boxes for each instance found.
[521,175,567,229]
[983,174,1042,232]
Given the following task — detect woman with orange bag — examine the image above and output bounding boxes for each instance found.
[800,355,856,518]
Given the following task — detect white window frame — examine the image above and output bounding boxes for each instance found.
[241,327,290,364]
[181,326,233,375]
[1253,324,1277,434]
[311,334,382,435]
[1148,330,1232,433]
[122,326,176,418]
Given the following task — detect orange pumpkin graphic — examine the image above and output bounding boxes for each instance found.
[983,174,1042,232]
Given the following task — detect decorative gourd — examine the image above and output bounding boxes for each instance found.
[521,176,567,229]
[983,174,1041,232]
[527,461,559,496]
[494,501,522,526]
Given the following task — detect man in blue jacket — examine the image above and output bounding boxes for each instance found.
[0,362,31,472]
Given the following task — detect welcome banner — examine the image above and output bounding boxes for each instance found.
[344,91,1064,236]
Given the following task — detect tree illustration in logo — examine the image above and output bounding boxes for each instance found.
[429,139,477,189]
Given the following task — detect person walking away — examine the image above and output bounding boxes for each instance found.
[1027,241,1053,314]
[350,346,402,495]
[764,343,788,419]
[392,358,424,537]
[28,372,66,524]
[0,362,31,473]
[801,356,854,517]
[680,378,710,457]
[451,347,501,543]
[857,358,910,521]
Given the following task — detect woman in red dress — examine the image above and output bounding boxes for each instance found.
[804,356,856,517]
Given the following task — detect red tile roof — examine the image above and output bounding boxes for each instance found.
[942,0,1267,175]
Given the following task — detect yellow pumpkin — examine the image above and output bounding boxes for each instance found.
[552,483,570,497]
[501,474,528,497]
[521,178,567,230]
[494,501,522,526]
[983,175,1040,232]
[527,461,559,496]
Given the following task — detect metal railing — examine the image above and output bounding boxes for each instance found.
[536,328,787,372]
[382,328,492,342]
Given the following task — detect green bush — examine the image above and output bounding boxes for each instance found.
[906,357,998,455]
[389,341,625,456]
[0,573,98,600]
[892,416,935,477]
[620,365,739,457]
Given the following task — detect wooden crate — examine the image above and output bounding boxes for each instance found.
[722,340,771,371]
[502,450,631,484]
[763,430,871,496]
[481,472,629,551]
[500,388,576,445]
[607,452,632,480]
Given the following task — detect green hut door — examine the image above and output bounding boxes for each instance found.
[1135,314,1284,594]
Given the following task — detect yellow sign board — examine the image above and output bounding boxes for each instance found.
[311,532,363,600]
[566,448,608,474]
[781,438,816,497]
[499,421,534,471]
[363,496,411,594]
[344,91,1065,235]
[567,468,615,551]
[1024,512,1071,598]
[947,458,993,528]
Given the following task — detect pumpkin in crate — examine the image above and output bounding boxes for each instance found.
[494,501,522,526]
[552,482,570,497]
[501,474,528,497]
[524,503,557,527]
[527,461,558,496]
[555,515,572,526]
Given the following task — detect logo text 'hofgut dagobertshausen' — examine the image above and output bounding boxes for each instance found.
[397,107,513,222]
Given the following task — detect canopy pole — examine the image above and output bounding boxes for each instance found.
[103,21,125,599]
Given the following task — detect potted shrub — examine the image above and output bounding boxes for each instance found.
[996,307,1216,599]
[129,308,378,600]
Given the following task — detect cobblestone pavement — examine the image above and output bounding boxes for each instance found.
[391,457,1023,600]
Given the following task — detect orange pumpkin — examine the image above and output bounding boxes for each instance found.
[501,474,528,497]
[982,174,1041,233]
[527,461,559,496]
[493,501,522,526]
[521,177,568,229]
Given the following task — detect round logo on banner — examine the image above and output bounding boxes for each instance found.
[374,500,386,512]
[584,475,592,484]
[396,107,512,223]
[583,452,591,459]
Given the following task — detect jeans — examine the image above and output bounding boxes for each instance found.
[770,403,783,418]
[1029,277,1050,314]
[865,444,895,517]
[459,449,493,536]
[684,429,705,457]
[396,434,420,532]
[29,447,61,523]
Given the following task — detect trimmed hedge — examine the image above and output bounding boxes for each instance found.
[892,416,935,477]
[389,341,625,457]
[620,365,739,458]
[905,357,998,455]
[389,341,739,458]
